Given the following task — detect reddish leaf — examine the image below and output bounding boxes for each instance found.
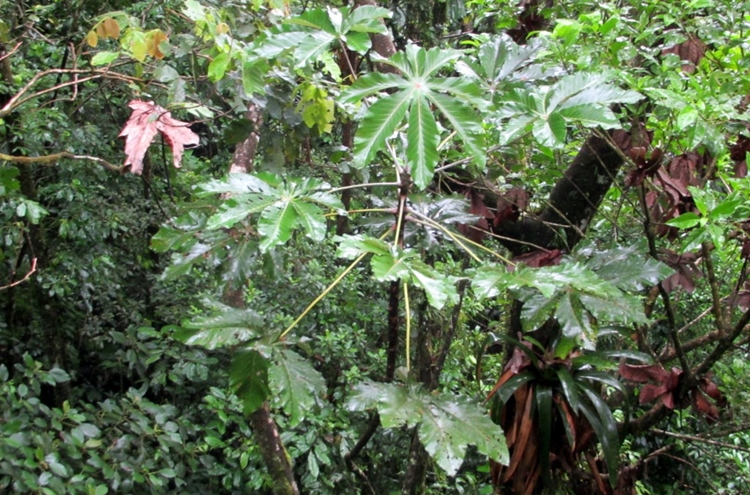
[119,100,200,175]
[662,38,706,73]
[459,188,493,243]
[692,390,719,421]
[639,384,668,405]
[512,249,562,268]
[495,188,529,228]
[618,363,670,383]
[659,250,703,294]
[700,377,723,402]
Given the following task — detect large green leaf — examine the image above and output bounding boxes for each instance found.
[376,383,423,428]
[258,201,299,252]
[352,88,413,168]
[269,349,326,427]
[341,5,391,33]
[408,260,458,309]
[294,31,336,68]
[579,387,619,486]
[407,93,440,189]
[425,91,485,166]
[198,173,273,196]
[176,306,264,349]
[205,196,275,230]
[345,381,508,475]
[286,8,336,33]
[547,73,643,113]
[230,349,270,415]
[371,251,413,280]
[419,393,509,475]
[558,105,621,128]
[291,201,326,241]
[340,73,408,104]
[428,77,485,108]
[334,234,391,258]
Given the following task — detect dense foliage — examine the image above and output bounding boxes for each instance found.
[2,0,750,494]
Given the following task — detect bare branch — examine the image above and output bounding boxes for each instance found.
[0,152,123,172]
[0,257,37,290]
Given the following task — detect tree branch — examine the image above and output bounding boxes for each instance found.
[0,151,123,172]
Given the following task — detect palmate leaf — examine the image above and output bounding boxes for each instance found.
[579,244,673,292]
[375,383,423,428]
[425,91,485,166]
[547,73,643,113]
[205,196,275,230]
[291,201,326,242]
[408,260,458,309]
[340,73,408,104]
[371,251,413,280]
[407,93,440,189]
[352,88,413,168]
[346,381,509,476]
[341,5,391,33]
[258,201,299,252]
[176,306,264,349]
[419,393,509,475]
[294,31,336,68]
[532,111,567,148]
[428,77,486,109]
[558,105,621,128]
[269,348,326,427]
[334,234,391,258]
[286,8,336,33]
[198,173,273,196]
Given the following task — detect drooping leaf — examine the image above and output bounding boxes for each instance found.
[230,349,270,414]
[269,349,326,427]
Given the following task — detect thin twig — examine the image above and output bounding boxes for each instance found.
[652,429,750,454]
[0,41,22,63]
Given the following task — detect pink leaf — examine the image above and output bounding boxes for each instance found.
[119,100,199,175]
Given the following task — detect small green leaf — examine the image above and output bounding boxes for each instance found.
[91,51,119,66]
[666,212,701,229]
[208,52,231,82]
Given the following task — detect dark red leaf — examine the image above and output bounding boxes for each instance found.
[619,363,670,383]
[511,249,562,268]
